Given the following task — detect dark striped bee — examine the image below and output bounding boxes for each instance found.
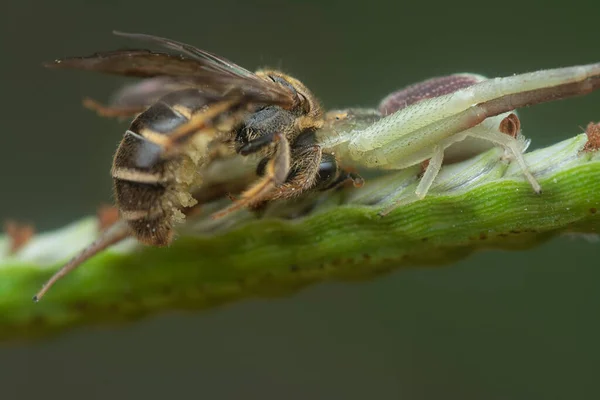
[47,32,364,246]
[34,31,362,301]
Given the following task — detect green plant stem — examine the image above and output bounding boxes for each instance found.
[0,134,598,341]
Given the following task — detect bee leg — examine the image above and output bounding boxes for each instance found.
[259,149,364,203]
[237,132,276,155]
[132,99,242,168]
[211,133,291,219]
[33,221,132,302]
[83,97,146,118]
[258,145,323,202]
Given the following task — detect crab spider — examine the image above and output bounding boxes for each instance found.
[319,63,600,214]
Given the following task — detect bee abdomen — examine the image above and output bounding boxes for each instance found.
[112,89,224,246]
[120,89,220,169]
[131,88,216,135]
[121,212,173,246]
[112,177,172,245]
[131,100,189,135]
[112,114,178,247]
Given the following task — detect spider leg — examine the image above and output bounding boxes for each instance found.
[415,144,445,199]
[413,113,524,197]
[211,133,291,219]
[379,134,467,216]
[466,128,541,193]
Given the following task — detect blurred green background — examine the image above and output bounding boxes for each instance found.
[2,0,599,398]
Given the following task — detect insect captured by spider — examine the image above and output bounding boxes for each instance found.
[34,31,362,301]
[34,32,600,301]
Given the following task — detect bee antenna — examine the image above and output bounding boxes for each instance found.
[33,221,132,302]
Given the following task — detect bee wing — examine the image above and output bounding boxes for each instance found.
[44,31,296,107]
[43,49,206,78]
[111,31,257,79]
[108,77,198,108]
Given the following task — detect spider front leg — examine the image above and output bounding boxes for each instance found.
[415,143,446,199]
[211,133,291,219]
[378,134,465,216]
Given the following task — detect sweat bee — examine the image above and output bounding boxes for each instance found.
[34,31,362,301]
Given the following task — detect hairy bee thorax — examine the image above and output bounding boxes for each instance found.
[255,69,322,117]
[235,70,324,156]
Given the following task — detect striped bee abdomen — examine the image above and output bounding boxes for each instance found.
[111,88,222,246]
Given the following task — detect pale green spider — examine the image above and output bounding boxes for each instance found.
[319,63,600,214]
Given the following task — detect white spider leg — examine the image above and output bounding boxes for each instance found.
[466,128,541,193]
[415,145,446,199]
[379,134,466,216]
